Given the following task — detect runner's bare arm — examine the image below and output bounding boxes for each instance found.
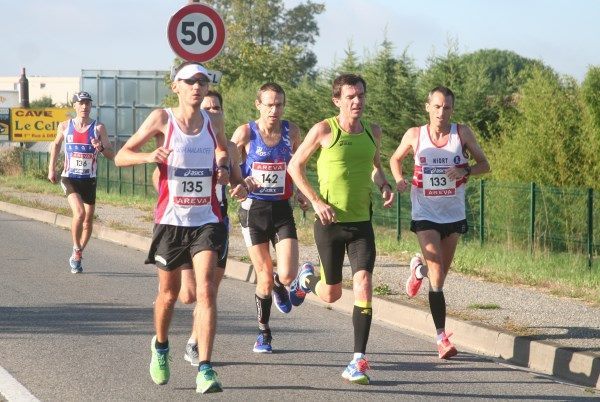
[288,122,309,210]
[390,127,419,192]
[231,124,259,189]
[93,123,115,160]
[47,121,66,183]
[288,120,336,224]
[445,125,490,180]
[461,124,490,176]
[370,124,394,208]
[227,141,250,200]
[114,109,170,167]
[209,113,229,185]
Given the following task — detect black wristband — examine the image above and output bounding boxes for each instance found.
[464,166,472,177]
[98,145,105,152]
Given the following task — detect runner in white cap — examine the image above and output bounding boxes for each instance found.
[48,91,114,274]
[115,61,243,394]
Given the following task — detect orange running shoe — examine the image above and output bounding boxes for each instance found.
[405,254,424,297]
[437,332,458,359]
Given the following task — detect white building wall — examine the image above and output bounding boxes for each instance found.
[0,76,79,106]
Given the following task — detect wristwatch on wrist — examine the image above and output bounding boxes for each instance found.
[218,165,230,172]
[464,165,472,177]
[98,145,105,152]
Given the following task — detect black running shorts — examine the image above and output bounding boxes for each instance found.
[145,222,227,271]
[60,177,97,205]
[238,198,297,247]
[216,216,229,269]
[410,219,468,239]
[313,220,376,285]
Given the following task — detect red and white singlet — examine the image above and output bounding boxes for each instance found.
[154,108,222,227]
[411,123,469,223]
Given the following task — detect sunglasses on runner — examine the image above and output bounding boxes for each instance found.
[180,77,210,86]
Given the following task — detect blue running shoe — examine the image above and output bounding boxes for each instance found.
[289,262,314,306]
[272,275,292,314]
[69,249,83,274]
[253,332,273,353]
[342,357,370,385]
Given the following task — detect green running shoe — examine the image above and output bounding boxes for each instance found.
[149,336,170,385]
[196,367,223,393]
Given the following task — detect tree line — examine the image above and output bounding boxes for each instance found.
[177,1,598,190]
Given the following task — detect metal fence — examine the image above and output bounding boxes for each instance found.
[24,150,598,267]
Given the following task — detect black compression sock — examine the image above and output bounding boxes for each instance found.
[352,304,373,354]
[255,294,272,331]
[429,291,446,330]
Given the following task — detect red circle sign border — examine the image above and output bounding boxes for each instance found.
[167,3,226,63]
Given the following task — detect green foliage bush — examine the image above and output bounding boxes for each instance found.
[0,147,23,176]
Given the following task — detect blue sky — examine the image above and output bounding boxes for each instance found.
[1,0,598,81]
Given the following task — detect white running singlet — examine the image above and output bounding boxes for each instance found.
[154,108,222,227]
[410,123,469,223]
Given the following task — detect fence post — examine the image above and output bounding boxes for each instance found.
[530,182,536,254]
[37,151,41,171]
[132,165,136,196]
[396,192,401,241]
[118,166,123,195]
[479,180,485,246]
[106,159,110,193]
[588,188,594,270]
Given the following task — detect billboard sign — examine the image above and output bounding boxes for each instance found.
[10,107,74,142]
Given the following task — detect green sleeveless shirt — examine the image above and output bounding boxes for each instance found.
[316,117,376,222]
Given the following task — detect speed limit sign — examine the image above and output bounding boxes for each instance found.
[167,3,226,63]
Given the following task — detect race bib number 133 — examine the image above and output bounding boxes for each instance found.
[422,166,456,197]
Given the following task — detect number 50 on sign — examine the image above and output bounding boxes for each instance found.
[167,3,226,63]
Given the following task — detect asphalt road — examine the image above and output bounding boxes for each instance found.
[0,211,595,401]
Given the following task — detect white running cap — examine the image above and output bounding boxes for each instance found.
[173,64,209,81]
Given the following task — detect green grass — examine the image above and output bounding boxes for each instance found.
[1,173,599,306]
[0,192,73,217]
[0,175,155,213]
[468,303,501,310]
[374,283,394,296]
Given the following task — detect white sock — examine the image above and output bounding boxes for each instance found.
[435,331,446,343]
[187,337,196,345]
[353,352,365,361]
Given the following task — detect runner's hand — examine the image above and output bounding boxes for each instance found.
[48,170,57,184]
[148,147,171,164]
[229,183,248,201]
[382,186,395,208]
[446,166,466,180]
[395,178,409,193]
[313,200,336,225]
[296,192,310,211]
[244,176,260,192]
[216,167,229,185]
[91,138,103,152]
